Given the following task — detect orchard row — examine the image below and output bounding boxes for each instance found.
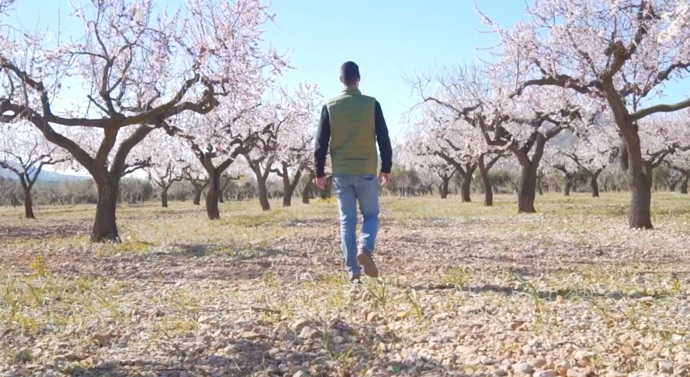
[1,0,689,242]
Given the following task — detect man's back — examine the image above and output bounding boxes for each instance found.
[313,60,392,182]
[326,88,379,176]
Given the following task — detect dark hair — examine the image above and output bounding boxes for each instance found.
[340,61,360,86]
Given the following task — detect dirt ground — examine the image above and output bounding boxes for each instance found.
[1,192,690,377]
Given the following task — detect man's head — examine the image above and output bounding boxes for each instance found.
[339,61,360,88]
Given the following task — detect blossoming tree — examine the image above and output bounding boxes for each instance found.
[477,0,690,228]
[0,121,69,218]
[270,83,322,207]
[0,0,287,241]
[410,63,586,212]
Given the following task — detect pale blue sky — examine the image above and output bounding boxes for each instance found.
[5,0,688,141]
[261,0,529,138]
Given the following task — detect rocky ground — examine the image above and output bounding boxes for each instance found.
[1,193,690,377]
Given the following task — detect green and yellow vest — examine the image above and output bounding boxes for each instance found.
[326,87,378,175]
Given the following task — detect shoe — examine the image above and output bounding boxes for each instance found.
[357,250,379,278]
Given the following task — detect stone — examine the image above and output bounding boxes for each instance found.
[674,365,689,376]
[659,360,674,374]
[290,319,312,333]
[515,362,535,374]
[299,326,321,340]
[567,370,585,377]
[532,358,547,369]
[197,315,215,324]
[574,350,595,361]
[511,321,527,330]
[555,360,571,374]
[456,345,478,355]
[240,331,262,340]
[534,370,557,377]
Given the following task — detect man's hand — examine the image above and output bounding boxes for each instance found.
[379,172,390,186]
[316,175,328,189]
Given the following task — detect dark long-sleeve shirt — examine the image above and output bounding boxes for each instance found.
[314,101,393,178]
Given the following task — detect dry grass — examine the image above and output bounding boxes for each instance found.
[1,192,690,376]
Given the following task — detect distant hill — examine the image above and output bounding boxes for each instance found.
[0,161,91,183]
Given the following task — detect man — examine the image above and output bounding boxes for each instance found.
[314,61,393,283]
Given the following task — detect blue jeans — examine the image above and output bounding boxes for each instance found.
[332,174,380,277]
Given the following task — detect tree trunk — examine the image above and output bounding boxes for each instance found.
[480,167,493,206]
[518,165,538,213]
[91,175,120,242]
[680,173,689,194]
[590,171,601,198]
[618,124,654,229]
[206,170,221,220]
[282,166,302,207]
[282,186,293,206]
[564,176,573,196]
[302,171,315,204]
[628,161,653,229]
[193,188,202,205]
[161,187,169,208]
[257,177,270,211]
[23,187,35,219]
[219,189,225,203]
[460,175,472,202]
[439,176,450,199]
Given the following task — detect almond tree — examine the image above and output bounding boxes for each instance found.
[428,118,480,202]
[636,111,690,190]
[476,152,504,206]
[177,104,270,219]
[183,162,208,206]
[0,0,13,12]
[245,134,278,210]
[542,142,580,196]
[300,155,332,205]
[557,126,619,197]
[271,83,322,207]
[663,112,690,193]
[477,0,690,228]
[397,127,456,199]
[240,103,288,211]
[0,0,286,241]
[407,64,505,204]
[406,113,476,200]
[0,121,69,218]
[411,63,585,212]
[487,87,588,212]
[135,128,189,208]
[667,150,690,194]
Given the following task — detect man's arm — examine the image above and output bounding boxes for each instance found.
[314,105,330,178]
[374,101,393,174]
